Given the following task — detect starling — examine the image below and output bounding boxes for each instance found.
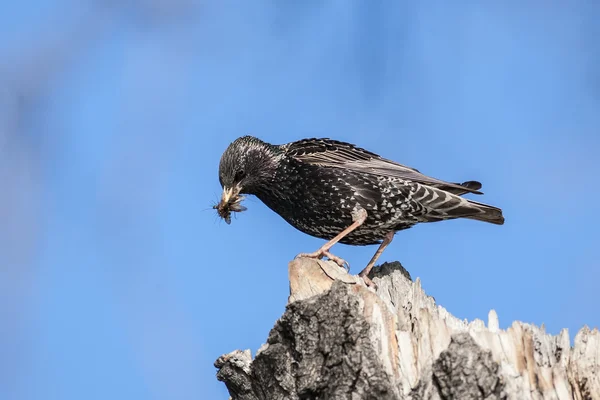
[216,136,504,287]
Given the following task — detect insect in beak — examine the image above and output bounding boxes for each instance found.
[214,186,247,224]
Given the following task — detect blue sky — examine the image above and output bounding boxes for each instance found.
[1,1,599,399]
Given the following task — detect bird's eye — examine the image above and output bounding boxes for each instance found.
[234,170,246,182]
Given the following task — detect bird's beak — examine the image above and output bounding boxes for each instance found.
[214,185,247,224]
[220,186,239,207]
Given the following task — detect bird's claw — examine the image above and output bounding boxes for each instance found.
[295,249,350,272]
[359,272,378,289]
[294,251,324,260]
[322,251,350,272]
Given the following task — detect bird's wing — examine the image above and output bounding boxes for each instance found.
[284,138,483,195]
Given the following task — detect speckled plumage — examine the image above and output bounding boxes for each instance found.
[256,157,425,245]
[216,135,504,284]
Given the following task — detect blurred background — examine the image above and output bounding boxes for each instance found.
[1,1,599,399]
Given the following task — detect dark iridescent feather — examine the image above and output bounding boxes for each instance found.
[216,136,504,247]
[284,138,484,195]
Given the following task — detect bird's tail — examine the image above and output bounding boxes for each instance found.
[417,184,505,225]
[464,199,505,225]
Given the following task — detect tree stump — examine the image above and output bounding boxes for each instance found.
[215,259,599,399]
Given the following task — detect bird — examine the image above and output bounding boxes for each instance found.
[215,135,504,287]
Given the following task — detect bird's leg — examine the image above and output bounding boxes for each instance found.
[295,208,368,270]
[358,231,395,288]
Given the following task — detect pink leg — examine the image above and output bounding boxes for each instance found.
[358,231,395,288]
[295,208,368,270]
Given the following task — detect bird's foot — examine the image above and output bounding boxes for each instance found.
[294,249,350,272]
[294,250,324,260]
[359,271,378,289]
[322,251,350,272]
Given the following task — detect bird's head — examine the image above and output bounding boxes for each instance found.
[215,136,279,224]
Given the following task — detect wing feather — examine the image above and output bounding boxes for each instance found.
[284,138,483,195]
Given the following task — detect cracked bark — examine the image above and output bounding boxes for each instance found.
[215,259,599,399]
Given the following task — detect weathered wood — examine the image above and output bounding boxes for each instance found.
[216,259,600,399]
